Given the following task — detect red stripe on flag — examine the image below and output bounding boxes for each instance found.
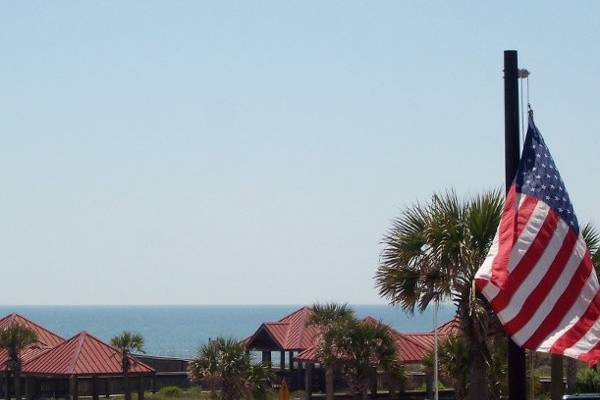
[475,278,488,292]
[523,256,594,350]
[550,282,600,354]
[490,188,536,287]
[503,230,578,336]
[515,196,540,237]
[578,342,600,366]
[490,209,560,313]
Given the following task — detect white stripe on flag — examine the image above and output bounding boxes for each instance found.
[511,235,588,346]
[537,271,599,353]
[565,315,600,359]
[508,201,550,273]
[475,195,529,302]
[482,281,500,301]
[498,219,570,323]
[476,229,499,282]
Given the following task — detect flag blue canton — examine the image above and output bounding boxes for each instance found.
[516,116,579,233]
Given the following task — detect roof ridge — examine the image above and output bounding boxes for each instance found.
[22,333,72,367]
[433,316,460,332]
[81,331,134,360]
[66,332,87,374]
[277,306,307,323]
[288,306,312,350]
[0,313,65,341]
[0,313,18,326]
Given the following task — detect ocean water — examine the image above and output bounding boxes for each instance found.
[0,304,455,359]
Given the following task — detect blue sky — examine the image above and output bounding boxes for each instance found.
[1,2,599,305]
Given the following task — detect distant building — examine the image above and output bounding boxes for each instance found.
[0,313,188,400]
[243,306,460,398]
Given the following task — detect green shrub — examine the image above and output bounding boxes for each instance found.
[576,366,600,393]
[184,386,204,397]
[158,386,184,398]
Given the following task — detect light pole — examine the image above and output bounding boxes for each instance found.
[430,194,440,400]
[433,298,439,400]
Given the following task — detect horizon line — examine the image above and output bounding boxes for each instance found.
[0,303,454,307]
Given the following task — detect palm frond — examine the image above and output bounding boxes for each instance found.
[583,223,600,268]
[110,331,145,353]
[307,303,355,327]
[0,325,38,367]
[376,189,504,313]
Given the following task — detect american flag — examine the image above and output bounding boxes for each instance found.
[475,115,600,364]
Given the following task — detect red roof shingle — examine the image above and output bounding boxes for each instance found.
[0,313,65,372]
[0,313,64,348]
[296,315,460,365]
[23,332,154,376]
[245,307,320,351]
[434,316,461,336]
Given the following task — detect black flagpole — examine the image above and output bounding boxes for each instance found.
[504,49,526,400]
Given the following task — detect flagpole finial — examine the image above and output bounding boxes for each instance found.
[518,69,530,78]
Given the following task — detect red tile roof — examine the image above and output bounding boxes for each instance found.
[0,313,65,372]
[20,345,50,364]
[245,307,320,351]
[0,313,64,348]
[23,332,154,376]
[434,316,461,336]
[393,333,434,364]
[295,346,317,363]
[296,316,460,365]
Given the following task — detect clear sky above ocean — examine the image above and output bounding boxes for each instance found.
[1,2,599,305]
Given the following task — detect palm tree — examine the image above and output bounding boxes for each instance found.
[110,331,144,400]
[423,335,469,400]
[331,319,399,400]
[189,339,220,399]
[248,363,275,400]
[375,190,503,399]
[188,337,272,400]
[0,325,38,400]
[306,303,355,400]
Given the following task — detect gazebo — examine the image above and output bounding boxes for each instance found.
[22,331,155,400]
[0,313,65,398]
[243,306,320,391]
[0,313,65,349]
[295,315,461,398]
[244,306,319,370]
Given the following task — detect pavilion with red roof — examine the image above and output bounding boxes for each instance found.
[244,306,319,369]
[294,314,460,365]
[23,331,154,400]
[244,306,461,397]
[0,313,155,400]
[0,313,65,375]
[0,313,66,399]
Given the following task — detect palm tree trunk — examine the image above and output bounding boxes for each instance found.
[14,369,21,400]
[325,366,334,400]
[369,367,378,396]
[5,370,11,400]
[468,342,489,400]
[124,372,130,400]
[121,351,131,400]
